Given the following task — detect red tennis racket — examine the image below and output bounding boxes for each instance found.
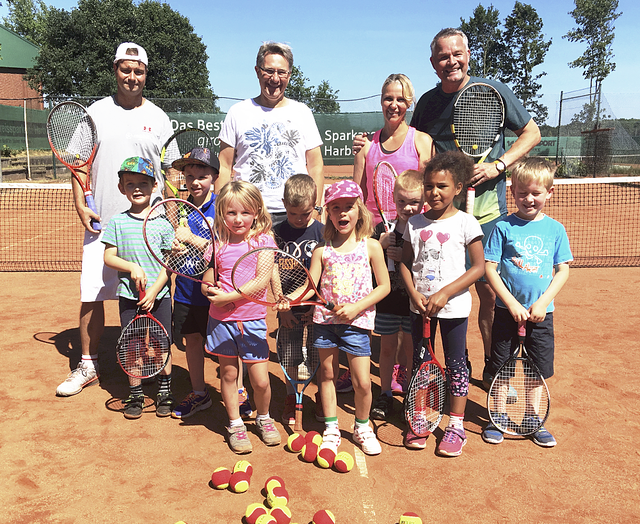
[143,198,216,285]
[116,289,171,379]
[487,321,550,436]
[231,247,334,310]
[372,160,398,270]
[404,316,446,437]
[47,101,100,231]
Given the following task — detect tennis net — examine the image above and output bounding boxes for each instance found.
[1,177,639,271]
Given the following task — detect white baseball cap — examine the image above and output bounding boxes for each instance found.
[113,42,148,66]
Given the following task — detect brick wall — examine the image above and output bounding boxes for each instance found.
[0,71,43,109]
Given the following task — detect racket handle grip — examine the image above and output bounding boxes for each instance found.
[422,316,431,338]
[465,187,475,216]
[325,302,335,311]
[85,192,101,231]
[139,288,146,301]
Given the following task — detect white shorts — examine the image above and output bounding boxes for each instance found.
[80,231,118,302]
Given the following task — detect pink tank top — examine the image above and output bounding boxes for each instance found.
[312,239,375,330]
[365,126,420,223]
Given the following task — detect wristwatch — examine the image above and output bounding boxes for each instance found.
[494,159,507,174]
[314,206,323,214]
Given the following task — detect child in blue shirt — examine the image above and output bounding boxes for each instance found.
[483,157,572,447]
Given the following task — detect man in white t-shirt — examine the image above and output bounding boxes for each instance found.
[56,42,173,396]
[217,41,324,226]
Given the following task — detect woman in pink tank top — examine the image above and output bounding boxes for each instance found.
[353,74,433,224]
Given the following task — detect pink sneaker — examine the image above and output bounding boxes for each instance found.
[404,427,427,450]
[437,426,467,457]
[391,365,408,395]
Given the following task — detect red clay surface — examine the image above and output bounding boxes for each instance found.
[1,268,639,524]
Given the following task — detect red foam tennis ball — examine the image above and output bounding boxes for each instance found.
[316,447,336,469]
[269,505,292,524]
[333,451,354,473]
[264,475,285,494]
[233,459,254,477]
[305,430,321,443]
[312,509,336,524]
[245,503,268,524]
[229,470,251,493]
[301,442,319,463]
[266,486,289,508]
[255,515,277,524]
[287,433,305,453]
[398,512,422,524]
[210,467,231,489]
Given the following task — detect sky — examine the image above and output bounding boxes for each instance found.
[1,0,636,124]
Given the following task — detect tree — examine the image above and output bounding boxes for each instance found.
[500,2,551,123]
[460,4,504,79]
[6,0,217,112]
[563,0,622,94]
[2,0,49,45]
[285,65,340,113]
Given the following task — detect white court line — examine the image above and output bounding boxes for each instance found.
[354,446,377,523]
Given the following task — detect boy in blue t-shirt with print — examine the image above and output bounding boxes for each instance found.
[273,174,324,426]
[482,157,572,448]
[167,148,220,420]
[103,156,172,420]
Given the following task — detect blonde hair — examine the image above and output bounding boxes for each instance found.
[214,181,272,244]
[510,157,556,190]
[283,174,317,207]
[394,169,424,194]
[324,197,373,242]
[381,73,415,108]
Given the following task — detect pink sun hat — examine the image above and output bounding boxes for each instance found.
[324,179,364,205]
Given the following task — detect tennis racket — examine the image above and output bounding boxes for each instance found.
[47,101,100,231]
[276,314,320,431]
[451,82,505,217]
[143,198,216,285]
[404,316,446,437]
[160,128,213,197]
[231,247,334,310]
[372,160,398,271]
[487,321,550,436]
[116,289,171,379]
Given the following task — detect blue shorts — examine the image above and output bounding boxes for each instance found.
[465,214,505,282]
[313,323,371,357]
[205,318,269,362]
[374,313,412,336]
[489,307,555,379]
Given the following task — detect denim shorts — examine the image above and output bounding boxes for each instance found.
[374,312,412,336]
[206,317,269,362]
[313,323,371,357]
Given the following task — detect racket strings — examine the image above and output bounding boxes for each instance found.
[453,89,503,154]
[117,316,170,377]
[145,202,213,277]
[48,106,96,163]
[488,358,550,435]
[406,363,446,435]
[373,165,397,219]
[277,319,318,382]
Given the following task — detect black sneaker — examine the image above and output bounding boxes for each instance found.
[123,395,144,420]
[371,394,393,421]
[156,393,174,417]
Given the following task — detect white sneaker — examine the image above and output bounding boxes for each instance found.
[320,427,341,454]
[56,362,99,396]
[353,423,382,455]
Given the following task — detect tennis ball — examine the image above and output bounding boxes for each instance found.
[301,442,319,463]
[399,512,422,524]
[316,447,336,469]
[245,503,268,524]
[266,486,289,508]
[305,430,323,446]
[255,515,277,524]
[287,433,305,453]
[333,451,354,473]
[264,475,285,494]
[269,506,292,524]
[229,470,251,493]
[312,509,336,524]
[210,467,231,489]
[233,459,254,477]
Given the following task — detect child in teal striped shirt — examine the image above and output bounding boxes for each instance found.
[103,156,173,420]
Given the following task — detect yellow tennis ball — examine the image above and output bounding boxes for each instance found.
[255,515,277,524]
[245,503,268,524]
[316,447,336,469]
[269,505,292,524]
[287,433,305,453]
[266,486,289,508]
[301,442,319,463]
[233,459,253,477]
[399,512,423,524]
[264,475,285,494]
[229,470,250,493]
[333,451,354,473]
[312,509,335,524]
[210,467,231,489]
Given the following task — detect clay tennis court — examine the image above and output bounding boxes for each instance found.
[1,264,639,523]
